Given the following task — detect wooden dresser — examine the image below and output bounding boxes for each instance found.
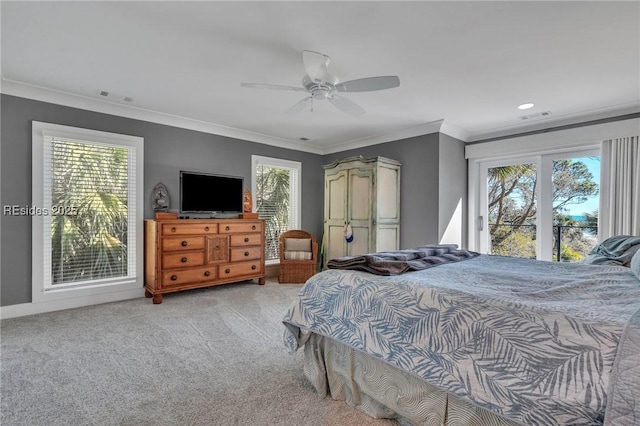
[144,218,266,304]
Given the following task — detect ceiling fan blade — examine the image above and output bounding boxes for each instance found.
[302,50,331,83]
[328,95,366,116]
[241,82,305,92]
[286,97,313,114]
[335,76,400,92]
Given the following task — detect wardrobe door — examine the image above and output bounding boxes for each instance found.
[325,170,348,265]
[347,168,373,257]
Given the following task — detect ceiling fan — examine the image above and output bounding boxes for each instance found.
[241,50,400,116]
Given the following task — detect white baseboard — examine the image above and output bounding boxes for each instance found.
[0,288,145,319]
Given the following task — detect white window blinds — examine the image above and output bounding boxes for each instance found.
[252,156,301,262]
[42,134,137,289]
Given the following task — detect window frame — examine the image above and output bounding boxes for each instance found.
[474,149,599,260]
[467,119,640,255]
[32,121,144,304]
[251,155,302,264]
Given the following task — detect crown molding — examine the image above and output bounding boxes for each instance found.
[466,102,640,142]
[2,78,469,155]
[1,78,325,155]
[465,117,640,160]
[321,120,446,154]
[439,121,471,142]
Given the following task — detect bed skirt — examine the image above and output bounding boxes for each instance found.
[303,333,521,426]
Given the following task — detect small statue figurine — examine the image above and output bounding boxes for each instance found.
[243,188,252,213]
[152,183,170,211]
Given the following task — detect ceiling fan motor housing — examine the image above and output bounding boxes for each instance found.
[302,75,338,100]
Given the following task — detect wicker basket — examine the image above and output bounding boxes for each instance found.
[278,230,318,284]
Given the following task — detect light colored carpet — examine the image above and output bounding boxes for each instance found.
[1,278,397,426]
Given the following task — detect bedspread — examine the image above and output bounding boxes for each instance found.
[283,255,640,426]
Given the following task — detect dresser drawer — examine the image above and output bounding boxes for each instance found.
[219,261,262,279]
[162,223,217,235]
[162,252,205,269]
[162,266,216,287]
[229,233,262,247]
[220,222,262,234]
[162,236,205,251]
[230,246,262,262]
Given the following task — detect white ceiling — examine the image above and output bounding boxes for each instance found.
[2,1,639,154]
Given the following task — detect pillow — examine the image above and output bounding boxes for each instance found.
[631,249,640,280]
[582,235,640,266]
[284,250,313,260]
[285,238,311,252]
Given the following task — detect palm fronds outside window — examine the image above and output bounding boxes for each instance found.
[50,140,129,284]
[253,156,301,262]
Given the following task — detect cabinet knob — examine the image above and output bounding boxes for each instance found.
[244,237,250,243]
[181,241,188,247]
[252,225,256,230]
[251,265,256,270]
[204,226,209,231]
[225,226,230,231]
[171,227,176,232]
[225,268,231,274]
[171,275,177,281]
[204,271,211,277]
[181,257,187,263]
[215,245,220,250]
[244,251,249,257]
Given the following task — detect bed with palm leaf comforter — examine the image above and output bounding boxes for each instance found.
[283,253,640,426]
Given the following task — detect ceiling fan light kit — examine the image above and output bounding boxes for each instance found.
[241,50,400,116]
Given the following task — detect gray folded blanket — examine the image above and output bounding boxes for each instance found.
[326,244,480,275]
[582,235,640,267]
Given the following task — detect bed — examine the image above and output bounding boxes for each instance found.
[283,246,640,426]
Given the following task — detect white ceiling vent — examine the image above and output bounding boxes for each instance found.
[96,89,134,103]
[519,111,552,120]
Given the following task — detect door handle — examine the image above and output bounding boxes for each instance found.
[477,216,484,231]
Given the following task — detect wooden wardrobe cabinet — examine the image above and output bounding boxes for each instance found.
[144,218,266,304]
[323,156,401,269]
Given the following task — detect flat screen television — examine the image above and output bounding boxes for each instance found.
[180,171,244,216]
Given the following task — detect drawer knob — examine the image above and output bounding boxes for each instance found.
[171,275,177,281]
[215,245,220,250]
[181,257,187,263]
[225,268,231,274]
[204,271,211,277]
[244,251,249,257]
[244,237,250,243]
[204,226,209,231]
[225,226,230,231]
[171,227,176,232]
[251,265,257,270]
[181,241,188,247]
[252,225,256,230]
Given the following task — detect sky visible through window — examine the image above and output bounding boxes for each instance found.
[565,156,600,219]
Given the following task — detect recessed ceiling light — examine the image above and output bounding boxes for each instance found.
[517,103,535,110]
[299,137,309,141]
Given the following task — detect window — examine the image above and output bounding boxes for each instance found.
[32,122,143,304]
[474,149,600,262]
[467,118,640,261]
[251,156,301,263]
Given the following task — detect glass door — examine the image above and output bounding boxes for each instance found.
[482,160,538,258]
[476,150,599,261]
[551,154,600,262]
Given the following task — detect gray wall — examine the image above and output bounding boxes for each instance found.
[1,94,324,306]
[438,133,467,246]
[1,94,460,308]
[323,133,441,249]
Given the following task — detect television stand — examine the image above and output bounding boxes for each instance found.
[144,217,266,304]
